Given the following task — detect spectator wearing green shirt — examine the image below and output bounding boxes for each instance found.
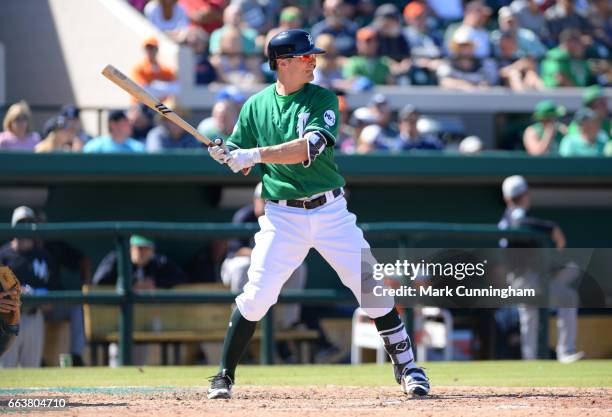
[342,27,393,86]
[541,29,595,88]
[567,85,611,141]
[559,108,609,156]
[208,4,259,56]
[523,100,567,155]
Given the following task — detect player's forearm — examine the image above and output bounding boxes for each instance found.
[259,138,308,164]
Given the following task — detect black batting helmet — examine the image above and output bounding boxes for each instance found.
[267,29,325,70]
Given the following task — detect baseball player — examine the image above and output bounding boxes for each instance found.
[207,29,429,399]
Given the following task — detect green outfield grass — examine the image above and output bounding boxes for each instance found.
[1,361,611,390]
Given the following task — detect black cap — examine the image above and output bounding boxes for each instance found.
[42,115,69,138]
[108,109,127,123]
[267,29,325,70]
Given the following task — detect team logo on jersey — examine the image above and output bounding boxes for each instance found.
[323,110,336,127]
[297,112,310,138]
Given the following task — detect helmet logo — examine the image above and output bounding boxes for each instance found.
[307,33,313,46]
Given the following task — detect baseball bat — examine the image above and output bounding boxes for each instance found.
[101,64,216,147]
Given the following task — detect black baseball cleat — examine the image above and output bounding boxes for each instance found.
[207,369,233,399]
[401,367,430,397]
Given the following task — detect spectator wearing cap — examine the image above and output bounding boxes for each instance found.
[437,27,498,91]
[312,34,350,90]
[35,115,83,153]
[311,0,359,57]
[83,110,145,153]
[144,0,190,41]
[343,28,393,86]
[127,103,155,142]
[509,0,550,44]
[560,107,609,156]
[197,100,240,142]
[444,0,492,59]
[209,4,259,56]
[93,235,185,290]
[491,6,547,59]
[566,86,610,141]
[372,4,411,62]
[523,100,567,155]
[146,99,203,152]
[395,105,444,151]
[402,1,443,86]
[179,0,227,34]
[60,105,91,144]
[355,95,398,153]
[0,206,57,368]
[348,106,377,153]
[545,0,593,45]
[232,0,278,35]
[540,28,595,88]
[132,37,179,101]
[264,7,304,54]
[0,100,40,151]
[497,32,544,92]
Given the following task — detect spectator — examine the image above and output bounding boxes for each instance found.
[541,29,595,87]
[0,206,57,368]
[60,105,91,144]
[355,94,399,153]
[209,4,259,56]
[372,4,411,62]
[368,94,398,138]
[522,100,567,155]
[437,27,498,91]
[184,27,218,85]
[84,110,145,153]
[312,34,349,90]
[210,27,264,86]
[545,0,592,45]
[146,101,203,152]
[510,0,551,44]
[587,0,612,56]
[232,0,279,35]
[197,100,240,142]
[348,106,377,153]
[264,6,304,51]
[497,32,545,92]
[559,107,608,156]
[402,1,443,85]
[179,0,227,34]
[35,115,83,153]
[403,2,442,59]
[498,175,584,363]
[491,6,547,59]
[132,37,179,101]
[92,235,185,289]
[311,0,359,57]
[127,103,155,142]
[144,0,190,41]
[343,28,393,86]
[566,85,610,141]
[0,101,40,151]
[444,0,493,59]
[395,105,444,151]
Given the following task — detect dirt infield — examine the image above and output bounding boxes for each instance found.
[9,386,612,417]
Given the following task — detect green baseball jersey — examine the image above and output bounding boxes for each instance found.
[227,83,345,200]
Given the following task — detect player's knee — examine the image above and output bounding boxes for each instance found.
[235,292,276,322]
[362,305,394,319]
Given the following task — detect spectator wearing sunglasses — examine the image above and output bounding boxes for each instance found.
[0,101,40,151]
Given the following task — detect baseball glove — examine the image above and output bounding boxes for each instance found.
[0,265,21,356]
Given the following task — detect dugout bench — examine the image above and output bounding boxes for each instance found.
[83,284,320,365]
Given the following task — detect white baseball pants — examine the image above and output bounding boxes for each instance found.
[236,195,394,322]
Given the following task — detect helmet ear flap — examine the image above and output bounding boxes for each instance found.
[269,58,277,71]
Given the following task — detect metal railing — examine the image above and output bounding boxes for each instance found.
[0,222,552,365]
